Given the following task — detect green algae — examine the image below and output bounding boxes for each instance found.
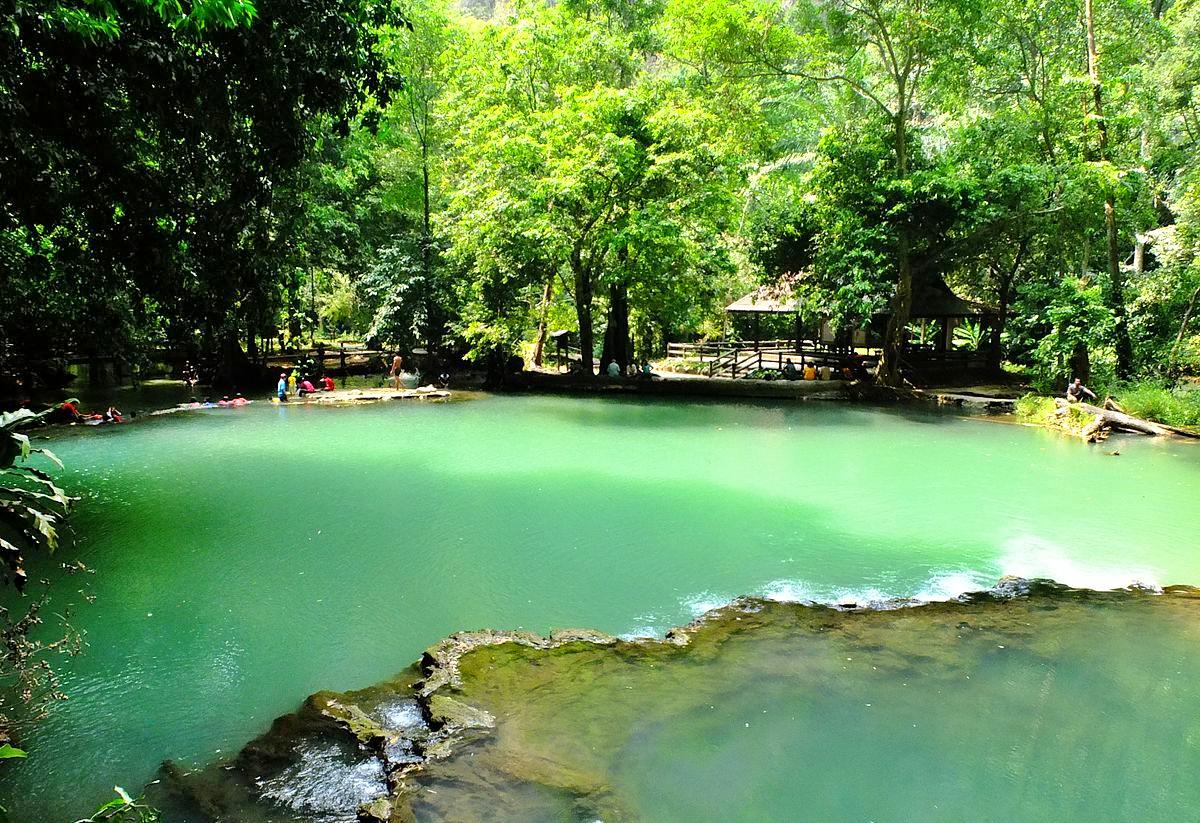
[153,582,1200,823]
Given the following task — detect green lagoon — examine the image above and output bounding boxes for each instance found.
[3,394,1200,821]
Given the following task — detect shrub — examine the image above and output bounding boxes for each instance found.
[1111,382,1200,429]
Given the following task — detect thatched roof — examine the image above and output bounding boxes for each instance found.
[726,273,995,318]
[906,274,996,318]
[726,284,800,314]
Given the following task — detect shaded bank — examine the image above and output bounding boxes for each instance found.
[155,580,1200,822]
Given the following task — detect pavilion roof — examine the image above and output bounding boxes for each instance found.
[906,274,996,318]
[725,284,800,314]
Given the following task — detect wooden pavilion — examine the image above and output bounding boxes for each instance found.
[724,285,803,348]
[725,271,996,356]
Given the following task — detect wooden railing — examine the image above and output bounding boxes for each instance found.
[668,340,799,360]
[707,347,877,379]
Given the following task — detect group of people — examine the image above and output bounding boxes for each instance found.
[775,356,869,382]
[51,400,123,425]
[276,369,336,402]
[603,360,655,379]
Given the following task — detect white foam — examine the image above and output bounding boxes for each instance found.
[760,574,981,608]
[998,534,1162,592]
[682,591,732,617]
[761,580,818,604]
[912,570,995,602]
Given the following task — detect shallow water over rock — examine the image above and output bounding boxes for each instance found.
[158,584,1200,823]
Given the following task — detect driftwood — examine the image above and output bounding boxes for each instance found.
[1054,398,1200,441]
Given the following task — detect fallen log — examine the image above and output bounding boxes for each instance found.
[1054,398,1200,439]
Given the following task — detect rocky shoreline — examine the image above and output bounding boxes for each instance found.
[148,578,1198,823]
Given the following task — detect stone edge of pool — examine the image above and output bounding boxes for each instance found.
[152,576,1197,823]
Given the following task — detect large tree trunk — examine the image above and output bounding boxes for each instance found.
[532,273,555,367]
[876,106,913,388]
[876,235,912,386]
[1069,342,1090,383]
[601,282,631,373]
[988,239,1026,372]
[571,251,595,378]
[213,331,254,390]
[1085,0,1134,379]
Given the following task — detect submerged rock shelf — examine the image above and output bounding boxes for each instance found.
[153,581,1200,822]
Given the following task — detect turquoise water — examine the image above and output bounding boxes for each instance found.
[2,394,1199,820]
[403,591,1200,822]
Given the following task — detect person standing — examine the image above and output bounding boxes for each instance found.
[389,353,405,389]
[276,372,288,402]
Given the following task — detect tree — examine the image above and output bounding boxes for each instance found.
[0,0,403,385]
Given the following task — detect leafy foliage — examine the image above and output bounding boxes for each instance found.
[0,407,84,746]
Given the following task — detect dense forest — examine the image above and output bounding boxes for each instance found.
[2,0,1199,391]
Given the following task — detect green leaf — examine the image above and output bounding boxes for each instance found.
[31,448,64,469]
[0,744,27,759]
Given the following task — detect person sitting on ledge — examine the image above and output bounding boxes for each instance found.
[321,375,335,391]
[52,400,82,423]
[783,358,799,380]
[298,377,319,396]
[1066,378,1097,404]
[606,360,621,378]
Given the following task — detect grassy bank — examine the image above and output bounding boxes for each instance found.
[1015,381,1200,432]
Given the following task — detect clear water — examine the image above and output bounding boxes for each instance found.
[410,592,1200,822]
[2,394,1199,821]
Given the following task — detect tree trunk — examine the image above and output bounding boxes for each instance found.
[601,282,631,373]
[571,251,595,378]
[1085,0,1133,379]
[876,235,912,386]
[1069,342,1090,383]
[876,106,913,388]
[532,272,555,367]
[420,144,435,348]
[1170,285,1200,363]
